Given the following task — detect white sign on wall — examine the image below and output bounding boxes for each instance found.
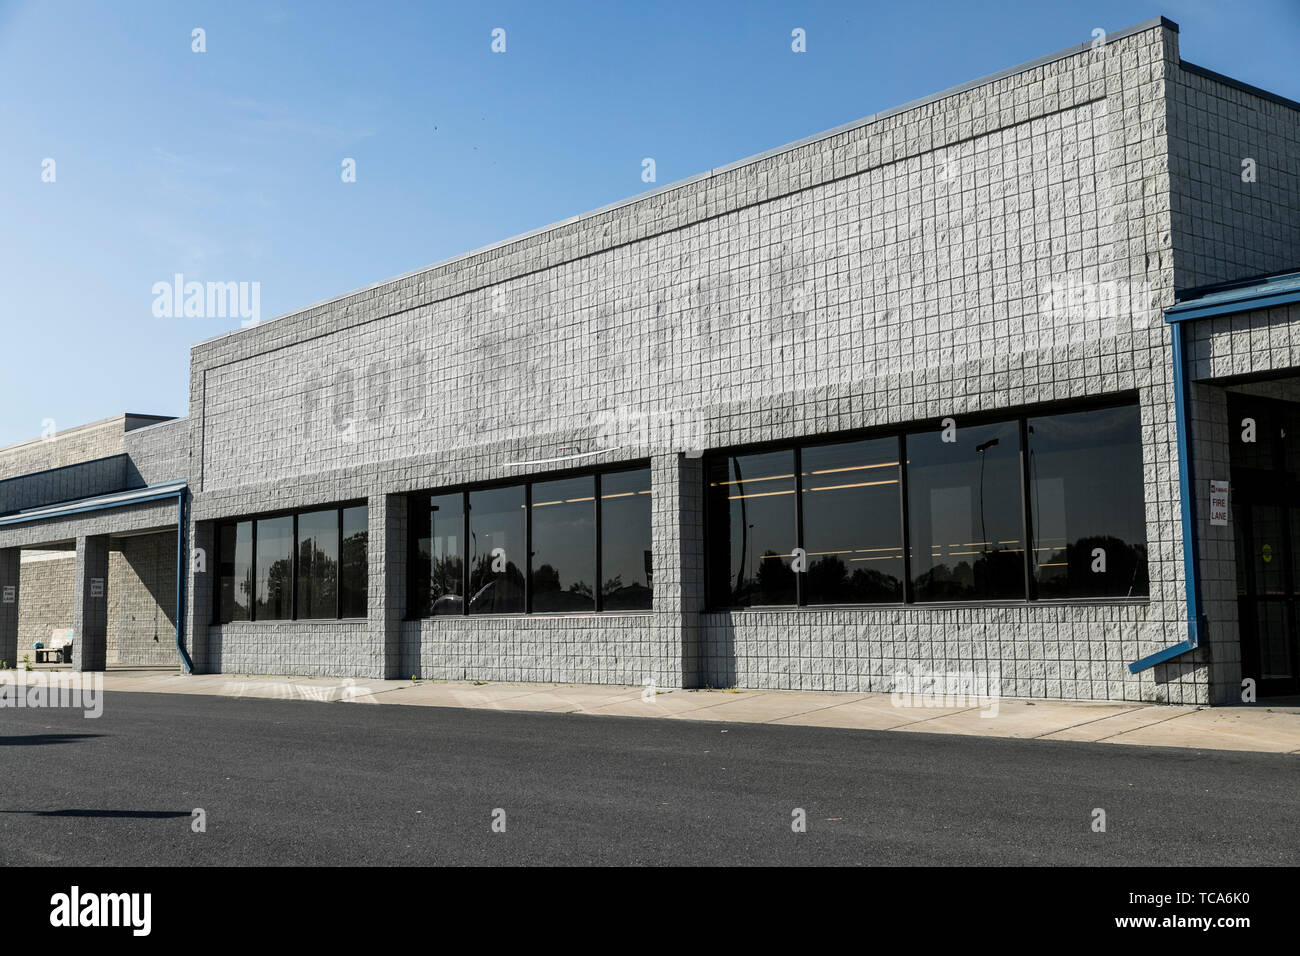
[1209,480,1230,527]
[90,578,104,598]
[1,586,14,604]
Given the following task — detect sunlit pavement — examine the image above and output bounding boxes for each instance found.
[6,668,1300,754]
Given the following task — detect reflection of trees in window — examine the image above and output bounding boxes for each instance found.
[431,555,463,606]
[908,421,1025,601]
[912,551,1022,601]
[340,524,368,618]
[532,562,594,611]
[1027,405,1147,599]
[1036,535,1149,599]
[258,557,293,619]
[298,538,338,619]
[806,555,901,604]
[237,565,254,621]
[754,549,796,603]
[468,554,525,613]
[706,452,797,606]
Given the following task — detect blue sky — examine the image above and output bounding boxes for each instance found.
[1,0,1296,448]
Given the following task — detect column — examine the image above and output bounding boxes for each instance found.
[186,518,215,673]
[651,452,709,689]
[0,548,19,668]
[368,493,406,680]
[72,535,109,672]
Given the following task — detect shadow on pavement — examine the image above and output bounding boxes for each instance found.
[0,809,191,819]
[0,734,103,747]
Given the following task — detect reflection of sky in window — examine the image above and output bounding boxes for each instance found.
[908,421,1022,574]
[719,452,796,586]
[1028,405,1146,566]
[800,439,902,563]
[601,469,652,589]
[532,476,595,594]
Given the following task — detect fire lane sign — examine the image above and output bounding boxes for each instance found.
[1209,480,1230,527]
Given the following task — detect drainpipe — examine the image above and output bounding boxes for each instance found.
[175,491,194,674]
[1129,319,1204,673]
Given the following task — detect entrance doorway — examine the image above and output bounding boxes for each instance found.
[1228,393,1300,697]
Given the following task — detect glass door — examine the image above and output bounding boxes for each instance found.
[1230,394,1300,697]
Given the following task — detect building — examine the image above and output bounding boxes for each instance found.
[2,18,1298,705]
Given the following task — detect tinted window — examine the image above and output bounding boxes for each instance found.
[428,494,463,615]
[801,438,904,603]
[907,420,1025,601]
[468,485,525,614]
[531,476,595,612]
[340,505,368,618]
[217,521,253,623]
[600,467,652,610]
[255,516,295,620]
[707,450,797,606]
[297,509,339,619]
[1027,406,1148,598]
[408,493,432,618]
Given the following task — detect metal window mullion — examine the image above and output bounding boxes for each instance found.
[794,446,805,606]
[291,513,299,621]
[524,483,533,614]
[250,519,258,623]
[594,471,603,613]
[899,433,912,604]
[1019,417,1035,602]
[462,491,470,617]
[336,507,343,620]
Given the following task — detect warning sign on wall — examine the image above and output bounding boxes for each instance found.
[90,578,104,598]
[2,586,13,604]
[1209,480,1230,527]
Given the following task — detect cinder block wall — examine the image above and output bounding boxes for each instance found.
[16,552,74,661]
[123,418,190,486]
[16,538,179,668]
[1167,65,1300,291]
[107,533,178,667]
[0,417,128,482]
[181,21,1252,702]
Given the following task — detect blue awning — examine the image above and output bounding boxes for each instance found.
[1166,269,1300,323]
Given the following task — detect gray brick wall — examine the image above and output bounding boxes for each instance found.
[178,22,1207,701]
[0,455,132,515]
[13,542,178,668]
[16,551,74,658]
[0,417,127,482]
[107,533,178,667]
[123,418,191,486]
[1167,64,1300,291]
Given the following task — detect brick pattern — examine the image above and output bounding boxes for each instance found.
[206,621,372,677]
[71,535,109,672]
[107,533,178,667]
[1189,304,1300,382]
[123,418,191,486]
[701,602,1195,701]
[175,23,1218,702]
[1167,67,1300,291]
[0,455,135,515]
[0,417,126,482]
[16,552,74,657]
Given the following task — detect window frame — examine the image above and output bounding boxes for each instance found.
[703,395,1148,611]
[407,461,653,619]
[212,499,368,624]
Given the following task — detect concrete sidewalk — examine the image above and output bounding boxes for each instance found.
[7,669,1300,754]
